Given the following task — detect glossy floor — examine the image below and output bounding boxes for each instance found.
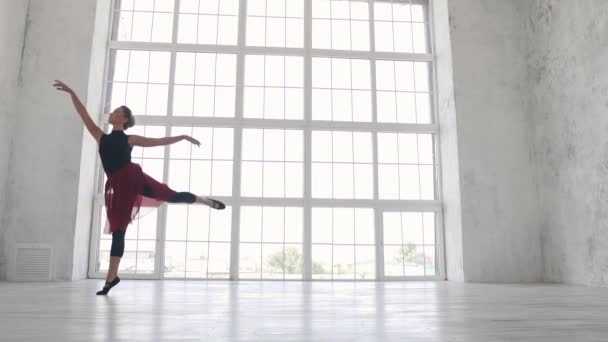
[1,280,607,341]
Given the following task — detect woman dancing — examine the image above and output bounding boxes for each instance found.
[53,80,225,295]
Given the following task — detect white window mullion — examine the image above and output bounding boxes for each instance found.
[428,0,446,279]
[230,0,249,280]
[155,0,181,280]
[135,115,439,133]
[107,42,434,63]
[302,0,313,281]
[368,0,385,281]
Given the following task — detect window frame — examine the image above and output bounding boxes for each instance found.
[88,0,445,281]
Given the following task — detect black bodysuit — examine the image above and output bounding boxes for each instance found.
[99,130,132,176]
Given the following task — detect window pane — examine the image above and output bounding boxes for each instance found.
[242,162,263,196]
[312,207,375,280]
[187,206,211,241]
[245,55,304,119]
[333,208,355,244]
[374,2,429,53]
[207,242,230,278]
[285,207,303,243]
[247,0,303,48]
[262,207,284,243]
[240,243,262,278]
[186,242,208,277]
[312,0,369,51]
[313,58,371,122]
[113,7,173,43]
[383,212,437,278]
[242,129,303,198]
[312,208,332,244]
[311,163,332,198]
[164,241,186,277]
[384,245,404,277]
[178,2,238,46]
[356,245,375,280]
[312,245,332,279]
[240,206,303,279]
[333,245,355,279]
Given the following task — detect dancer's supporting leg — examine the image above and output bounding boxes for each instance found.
[97,229,125,295]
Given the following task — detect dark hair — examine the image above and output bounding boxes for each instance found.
[121,106,135,130]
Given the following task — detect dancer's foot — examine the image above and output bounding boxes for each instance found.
[196,196,226,210]
[209,198,226,210]
[96,276,120,295]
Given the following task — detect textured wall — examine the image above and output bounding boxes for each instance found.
[447,0,543,282]
[1,0,98,280]
[0,0,29,280]
[529,0,608,286]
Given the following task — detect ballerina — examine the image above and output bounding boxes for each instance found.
[53,80,225,295]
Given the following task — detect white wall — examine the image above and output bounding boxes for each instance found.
[528,0,608,286]
[438,0,543,282]
[434,0,465,281]
[1,0,100,280]
[0,0,30,280]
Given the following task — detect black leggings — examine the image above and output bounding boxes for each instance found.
[109,187,197,257]
[111,230,126,257]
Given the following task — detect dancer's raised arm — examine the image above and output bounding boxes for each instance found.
[128,134,200,147]
[53,80,104,142]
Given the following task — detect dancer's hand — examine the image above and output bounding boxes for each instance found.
[53,80,74,95]
[183,135,200,147]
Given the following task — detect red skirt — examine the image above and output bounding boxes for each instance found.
[104,163,176,233]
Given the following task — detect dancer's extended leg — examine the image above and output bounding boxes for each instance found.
[143,184,225,210]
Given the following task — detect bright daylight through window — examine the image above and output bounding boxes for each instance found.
[90,0,443,281]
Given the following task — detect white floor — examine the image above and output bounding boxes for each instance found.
[1,280,607,341]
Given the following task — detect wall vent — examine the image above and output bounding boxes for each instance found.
[10,244,53,281]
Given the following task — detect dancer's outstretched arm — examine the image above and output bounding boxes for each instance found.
[53,80,104,142]
[129,135,200,147]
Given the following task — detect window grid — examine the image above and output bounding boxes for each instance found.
[164,205,233,278]
[239,206,304,279]
[311,207,376,280]
[373,0,428,54]
[91,0,443,281]
[246,0,304,48]
[312,57,372,122]
[383,211,436,277]
[312,0,371,51]
[176,0,239,45]
[113,0,176,43]
[244,55,304,120]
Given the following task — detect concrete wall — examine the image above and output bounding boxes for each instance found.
[528,0,608,286]
[1,0,100,281]
[0,0,30,279]
[441,0,543,282]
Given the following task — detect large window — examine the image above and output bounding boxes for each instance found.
[90,0,444,281]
